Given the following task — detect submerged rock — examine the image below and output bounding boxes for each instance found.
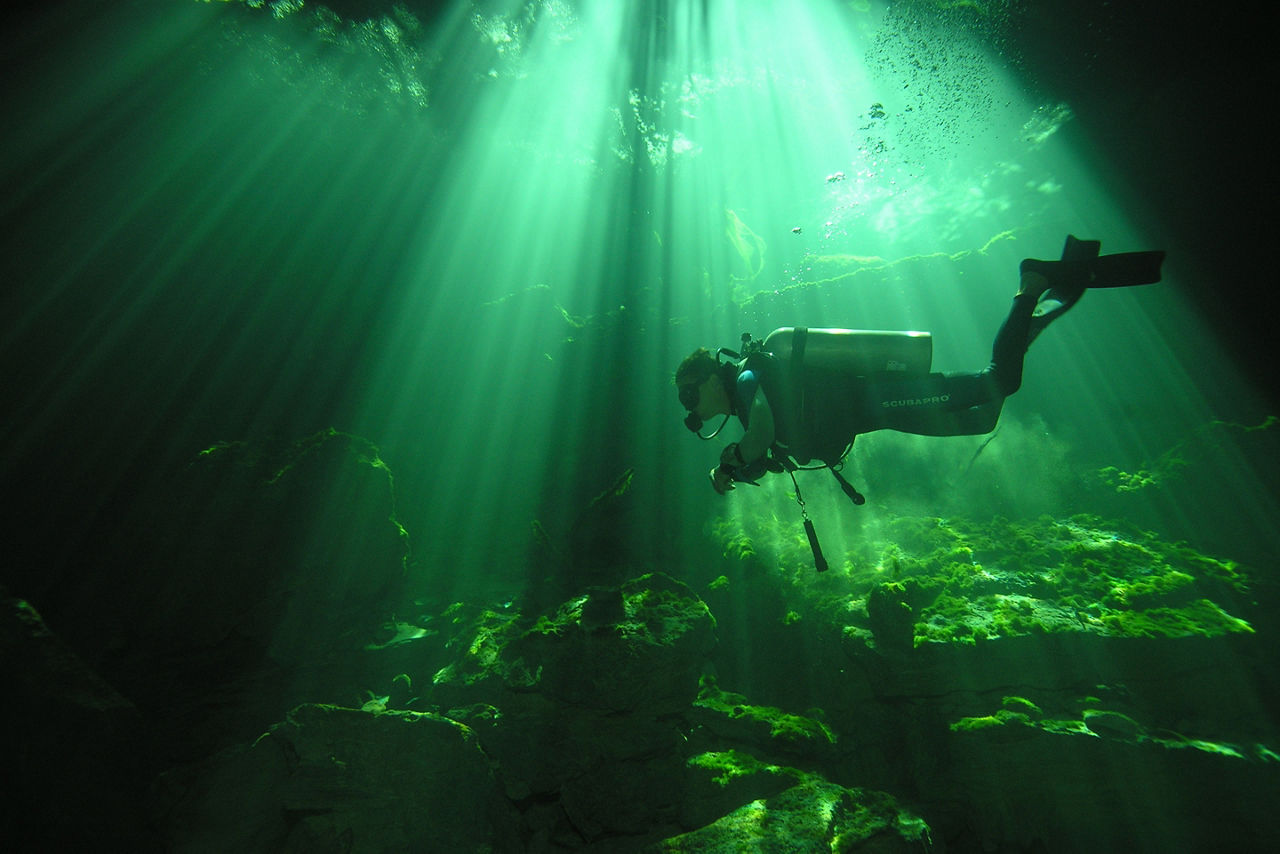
[713,510,1255,651]
[937,693,1280,851]
[158,703,520,853]
[428,572,721,844]
[2,587,150,848]
[84,428,409,668]
[647,779,930,853]
[706,507,1279,850]
[432,571,717,715]
[24,422,1268,852]
[677,750,809,831]
[690,677,837,762]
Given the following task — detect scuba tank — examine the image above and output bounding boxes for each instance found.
[760,327,933,377]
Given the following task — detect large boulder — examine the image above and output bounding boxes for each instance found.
[157,703,520,853]
[429,572,719,846]
[647,778,931,853]
[431,571,717,715]
[1,587,152,848]
[70,429,408,670]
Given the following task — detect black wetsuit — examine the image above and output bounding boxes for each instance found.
[737,289,1037,470]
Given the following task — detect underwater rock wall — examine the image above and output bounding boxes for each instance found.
[694,507,1280,851]
[156,554,1277,852]
[1,587,150,845]
[154,570,933,852]
[49,429,410,672]
[6,429,416,849]
[6,432,1278,851]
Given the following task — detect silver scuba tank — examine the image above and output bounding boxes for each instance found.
[760,327,932,376]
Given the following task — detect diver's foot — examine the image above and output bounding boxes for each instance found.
[1017,258,1092,301]
[1017,234,1102,299]
[1019,258,1092,345]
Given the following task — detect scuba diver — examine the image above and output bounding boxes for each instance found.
[674,236,1165,525]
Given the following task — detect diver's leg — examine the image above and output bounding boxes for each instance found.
[861,238,1164,439]
[986,235,1109,394]
[861,269,1040,435]
[862,371,1003,437]
[985,281,1040,397]
[1019,235,1101,347]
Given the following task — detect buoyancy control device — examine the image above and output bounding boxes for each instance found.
[733,327,933,461]
[724,326,933,571]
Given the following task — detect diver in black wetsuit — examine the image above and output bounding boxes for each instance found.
[675,236,1165,496]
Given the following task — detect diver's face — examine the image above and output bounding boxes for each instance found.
[679,374,727,420]
[677,377,704,412]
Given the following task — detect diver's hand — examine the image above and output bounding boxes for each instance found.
[710,465,736,495]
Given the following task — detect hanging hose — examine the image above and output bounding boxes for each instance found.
[830,466,865,505]
[787,468,828,572]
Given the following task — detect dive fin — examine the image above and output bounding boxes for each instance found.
[1024,236,1165,345]
[1085,249,1166,288]
[1062,234,1101,263]
[1024,237,1165,290]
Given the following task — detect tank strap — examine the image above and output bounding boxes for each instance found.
[790,326,808,375]
[790,326,808,440]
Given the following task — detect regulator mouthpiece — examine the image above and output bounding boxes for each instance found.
[687,412,730,440]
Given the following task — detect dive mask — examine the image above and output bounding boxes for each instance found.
[678,382,701,411]
[679,382,703,433]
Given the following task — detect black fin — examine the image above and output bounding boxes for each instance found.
[1086,250,1166,288]
[1061,234,1101,263]
[1023,237,1164,346]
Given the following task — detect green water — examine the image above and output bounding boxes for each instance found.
[4,0,1278,849]
[4,0,1277,688]
[7,1,1274,594]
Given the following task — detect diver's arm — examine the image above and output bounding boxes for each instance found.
[738,387,775,463]
[715,387,776,485]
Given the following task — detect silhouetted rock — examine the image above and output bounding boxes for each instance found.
[1,586,153,849]
[157,703,520,853]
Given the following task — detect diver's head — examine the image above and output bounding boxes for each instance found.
[675,348,733,434]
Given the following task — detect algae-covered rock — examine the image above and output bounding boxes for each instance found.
[706,505,1276,850]
[679,750,808,831]
[432,571,716,714]
[647,779,931,853]
[690,677,836,762]
[532,572,717,712]
[715,511,1254,648]
[158,703,520,853]
[937,693,1280,851]
[910,515,1253,644]
[866,581,916,651]
[417,573,719,845]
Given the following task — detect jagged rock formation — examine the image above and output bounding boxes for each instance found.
[157,703,521,853]
[1,588,148,847]
[6,433,1277,851]
[156,571,931,852]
